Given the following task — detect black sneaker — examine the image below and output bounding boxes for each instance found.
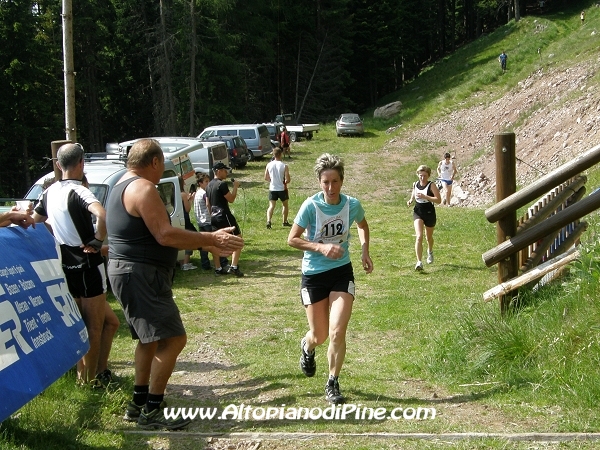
[325,378,345,404]
[96,369,117,387]
[283,221,292,227]
[214,268,226,276]
[124,400,167,422]
[124,401,144,422]
[299,338,316,377]
[137,406,191,430]
[227,266,244,277]
[266,221,272,229]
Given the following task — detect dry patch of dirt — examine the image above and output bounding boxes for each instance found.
[384,60,600,207]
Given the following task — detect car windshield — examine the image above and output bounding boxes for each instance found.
[342,115,361,123]
[26,183,108,205]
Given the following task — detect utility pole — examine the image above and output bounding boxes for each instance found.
[62,0,77,142]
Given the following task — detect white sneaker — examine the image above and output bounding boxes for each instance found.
[415,261,423,271]
[181,263,197,271]
[427,252,434,264]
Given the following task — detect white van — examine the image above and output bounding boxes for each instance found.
[197,124,272,160]
[118,137,230,181]
[24,156,188,259]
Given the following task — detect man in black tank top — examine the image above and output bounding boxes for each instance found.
[106,139,244,430]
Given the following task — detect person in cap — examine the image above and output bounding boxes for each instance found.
[436,152,457,206]
[206,162,244,276]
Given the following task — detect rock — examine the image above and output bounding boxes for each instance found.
[374,101,403,119]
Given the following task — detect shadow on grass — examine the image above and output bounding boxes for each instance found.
[0,426,111,450]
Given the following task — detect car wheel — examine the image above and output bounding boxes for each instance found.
[307,132,313,140]
[247,152,254,161]
[289,131,297,142]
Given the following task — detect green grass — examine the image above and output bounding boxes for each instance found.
[4,4,600,449]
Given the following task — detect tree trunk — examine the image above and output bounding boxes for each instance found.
[514,0,521,21]
[62,0,76,142]
[297,32,327,124]
[159,0,176,135]
[188,0,197,136]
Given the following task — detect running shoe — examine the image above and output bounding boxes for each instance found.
[325,378,345,404]
[266,221,272,229]
[227,266,244,277]
[181,263,197,271]
[415,261,424,271]
[96,369,117,387]
[426,251,434,264]
[124,400,167,422]
[299,338,316,377]
[137,406,191,430]
[283,221,292,227]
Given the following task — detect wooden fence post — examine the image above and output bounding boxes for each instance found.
[495,133,518,314]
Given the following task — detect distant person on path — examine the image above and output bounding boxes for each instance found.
[279,126,291,158]
[581,10,585,24]
[106,138,243,430]
[288,153,373,405]
[265,146,291,228]
[206,162,245,277]
[499,51,507,72]
[407,165,441,271]
[436,152,458,206]
[33,143,107,388]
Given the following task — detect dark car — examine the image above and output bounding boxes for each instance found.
[199,135,249,168]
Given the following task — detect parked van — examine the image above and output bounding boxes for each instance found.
[24,156,188,259]
[118,137,229,182]
[193,140,230,174]
[198,124,272,160]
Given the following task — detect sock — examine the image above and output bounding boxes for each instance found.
[328,374,338,384]
[146,393,165,413]
[215,267,223,272]
[303,340,314,355]
[132,385,149,406]
[231,265,238,270]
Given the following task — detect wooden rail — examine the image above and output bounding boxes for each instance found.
[485,143,600,223]
[482,134,598,310]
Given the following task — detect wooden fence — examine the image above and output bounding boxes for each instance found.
[481,133,600,313]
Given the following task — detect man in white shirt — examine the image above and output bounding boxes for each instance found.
[264,147,291,228]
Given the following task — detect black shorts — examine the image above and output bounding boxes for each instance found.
[413,204,437,228]
[107,259,185,343]
[212,213,241,235]
[269,190,289,202]
[300,263,355,306]
[64,264,106,298]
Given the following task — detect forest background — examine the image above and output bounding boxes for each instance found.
[0,0,570,197]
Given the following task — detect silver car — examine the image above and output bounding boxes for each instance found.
[336,113,364,137]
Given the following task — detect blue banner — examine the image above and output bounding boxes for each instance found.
[0,225,89,423]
